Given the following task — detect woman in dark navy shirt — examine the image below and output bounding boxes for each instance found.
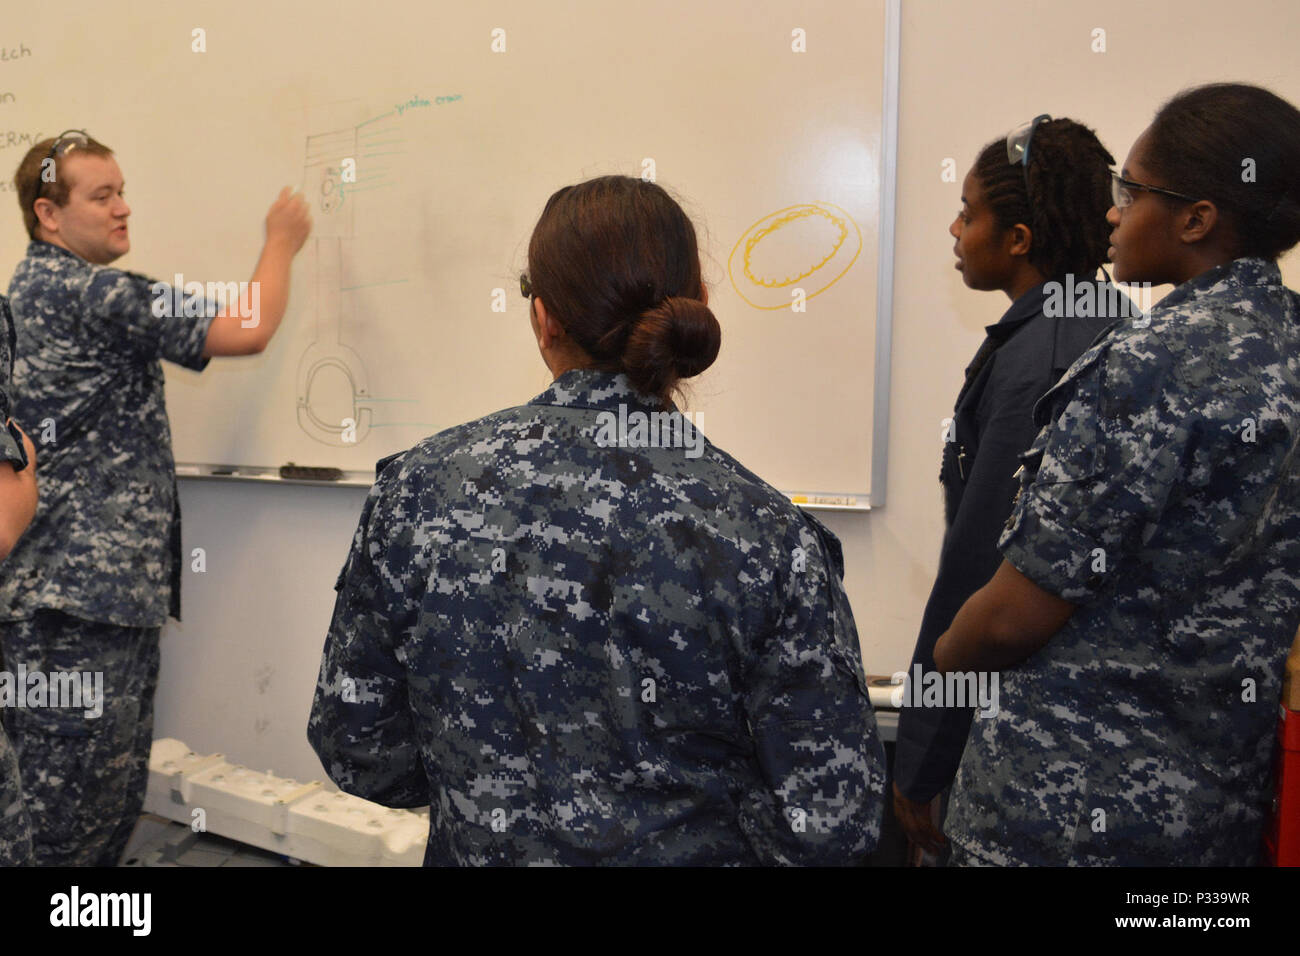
[892,117,1122,859]
[938,84,1300,866]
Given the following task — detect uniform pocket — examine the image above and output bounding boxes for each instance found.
[7,702,102,809]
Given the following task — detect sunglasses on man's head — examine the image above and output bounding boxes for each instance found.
[34,129,90,200]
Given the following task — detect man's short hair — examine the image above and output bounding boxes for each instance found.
[14,134,115,241]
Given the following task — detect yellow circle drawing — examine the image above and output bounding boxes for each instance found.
[728,202,863,310]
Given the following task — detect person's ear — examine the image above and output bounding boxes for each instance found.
[533,296,563,349]
[33,197,60,235]
[1006,223,1033,258]
[1178,199,1219,245]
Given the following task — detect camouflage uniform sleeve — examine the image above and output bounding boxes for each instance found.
[307,465,429,808]
[999,347,1189,603]
[85,269,214,371]
[0,296,22,468]
[737,512,886,865]
[0,421,18,467]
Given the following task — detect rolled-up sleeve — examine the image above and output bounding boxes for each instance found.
[85,269,215,371]
[1000,349,1191,603]
[308,465,430,808]
[738,514,886,865]
[0,297,21,467]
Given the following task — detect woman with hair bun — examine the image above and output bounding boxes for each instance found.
[309,175,886,866]
[936,83,1300,866]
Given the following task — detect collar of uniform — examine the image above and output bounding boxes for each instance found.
[368,370,671,481]
[1155,256,1280,312]
[528,368,673,416]
[26,239,84,263]
[983,280,1055,343]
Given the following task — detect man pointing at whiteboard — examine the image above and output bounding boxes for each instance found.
[0,130,311,866]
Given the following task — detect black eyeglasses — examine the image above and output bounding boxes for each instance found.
[519,272,532,298]
[1110,171,1200,209]
[1007,114,1050,187]
[34,129,90,200]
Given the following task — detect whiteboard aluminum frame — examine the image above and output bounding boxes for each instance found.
[869,0,901,509]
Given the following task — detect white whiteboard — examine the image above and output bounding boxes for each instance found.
[0,0,894,498]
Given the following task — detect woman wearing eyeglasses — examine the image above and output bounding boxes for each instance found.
[309,175,886,866]
[891,117,1120,862]
[936,83,1300,866]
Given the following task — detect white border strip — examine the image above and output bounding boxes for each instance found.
[870,0,902,509]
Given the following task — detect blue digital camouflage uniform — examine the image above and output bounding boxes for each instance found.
[0,296,26,469]
[0,240,215,866]
[1,241,214,626]
[945,257,1300,866]
[0,713,30,866]
[0,293,34,866]
[3,612,159,867]
[309,368,886,865]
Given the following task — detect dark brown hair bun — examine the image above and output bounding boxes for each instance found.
[527,175,718,407]
[623,296,721,401]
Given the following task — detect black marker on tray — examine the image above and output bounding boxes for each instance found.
[279,462,344,481]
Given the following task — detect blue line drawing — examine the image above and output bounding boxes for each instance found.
[296,114,406,447]
[295,95,462,447]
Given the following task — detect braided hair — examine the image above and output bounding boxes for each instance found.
[973,118,1115,280]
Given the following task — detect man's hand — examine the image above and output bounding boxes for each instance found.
[893,781,947,856]
[204,188,313,358]
[264,187,312,254]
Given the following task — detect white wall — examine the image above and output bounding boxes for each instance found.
[158,0,1300,783]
